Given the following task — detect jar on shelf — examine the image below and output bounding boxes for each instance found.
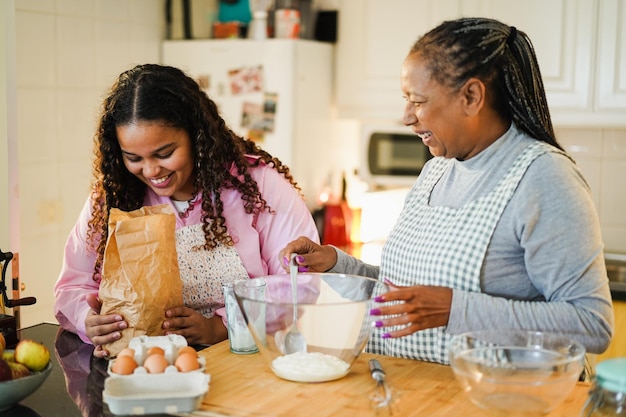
[581,358,626,416]
[274,0,300,38]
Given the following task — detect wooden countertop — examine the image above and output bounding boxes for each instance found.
[196,341,590,417]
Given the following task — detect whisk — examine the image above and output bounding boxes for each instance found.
[369,359,392,409]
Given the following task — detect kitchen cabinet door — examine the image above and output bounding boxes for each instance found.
[595,0,626,115]
[335,0,463,121]
[335,0,596,122]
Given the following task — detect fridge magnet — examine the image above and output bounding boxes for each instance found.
[241,101,265,131]
[247,129,265,143]
[228,65,264,95]
[262,92,277,133]
[196,74,210,91]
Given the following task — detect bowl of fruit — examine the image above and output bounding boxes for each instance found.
[0,335,52,411]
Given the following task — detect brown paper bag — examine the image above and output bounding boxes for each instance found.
[99,204,183,357]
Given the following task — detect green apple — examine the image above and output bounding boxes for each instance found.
[0,358,12,382]
[14,339,50,372]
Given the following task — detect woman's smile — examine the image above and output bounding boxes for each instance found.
[116,121,195,201]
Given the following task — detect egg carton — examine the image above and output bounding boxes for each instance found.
[128,334,188,365]
[103,371,210,415]
[107,335,206,376]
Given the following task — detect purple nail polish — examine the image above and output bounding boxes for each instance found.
[283,256,289,265]
[296,255,305,263]
[374,295,385,303]
[382,333,391,339]
[375,321,384,328]
[370,308,381,316]
[298,266,309,272]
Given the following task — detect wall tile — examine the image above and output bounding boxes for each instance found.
[556,127,603,157]
[58,159,91,231]
[17,88,58,163]
[15,11,55,87]
[57,16,96,88]
[57,89,99,160]
[95,0,129,20]
[55,0,94,16]
[600,160,626,224]
[130,24,166,68]
[602,226,626,254]
[131,0,166,25]
[95,20,132,85]
[602,129,626,159]
[16,0,55,13]
[18,161,62,238]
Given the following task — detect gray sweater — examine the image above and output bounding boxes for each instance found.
[331,125,614,354]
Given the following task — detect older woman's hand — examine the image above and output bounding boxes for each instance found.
[279,236,338,273]
[371,283,453,337]
[84,293,127,358]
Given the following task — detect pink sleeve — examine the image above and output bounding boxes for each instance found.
[253,165,320,274]
[53,197,100,344]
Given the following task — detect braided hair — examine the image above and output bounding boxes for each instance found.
[409,17,562,150]
[87,64,301,280]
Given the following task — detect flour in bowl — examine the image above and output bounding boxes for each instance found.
[271,352,350,382]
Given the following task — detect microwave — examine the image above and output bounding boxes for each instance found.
[360,124,433,188]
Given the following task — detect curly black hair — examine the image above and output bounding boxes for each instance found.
[87,64,301,280]
[409,17,562,150]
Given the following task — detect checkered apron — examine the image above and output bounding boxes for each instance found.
[366,141,558,364]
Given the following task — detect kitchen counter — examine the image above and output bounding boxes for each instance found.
[195,341,590,417]
[3,323,592,417]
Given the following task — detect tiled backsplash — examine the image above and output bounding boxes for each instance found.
[556,128,626,254]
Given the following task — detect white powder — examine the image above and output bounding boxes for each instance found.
[271,352,350,382]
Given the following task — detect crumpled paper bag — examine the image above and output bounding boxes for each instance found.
[99,204,183,357]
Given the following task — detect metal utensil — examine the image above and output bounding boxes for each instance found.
[369,359,392,409]
[284,253,307,354]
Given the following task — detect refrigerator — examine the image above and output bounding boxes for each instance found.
[162,39,338,210]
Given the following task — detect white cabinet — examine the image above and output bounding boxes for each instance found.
[335,0,625,126]
[595,0,626,113]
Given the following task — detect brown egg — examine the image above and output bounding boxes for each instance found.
[118,348,135,358]
[174,352,200,372]
[177,346,197,357]
[147,346,165,357]
[143,353,169,374]
[111,355,138,375]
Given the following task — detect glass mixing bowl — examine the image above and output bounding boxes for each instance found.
[449,329,586,416]
[234,273,387,383]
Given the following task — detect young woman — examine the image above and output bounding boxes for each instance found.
[54,64,319,358]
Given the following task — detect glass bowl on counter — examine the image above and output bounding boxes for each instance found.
[448,329,586,416]
[234,273,387,383]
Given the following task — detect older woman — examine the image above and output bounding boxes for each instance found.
[280,17,614,364]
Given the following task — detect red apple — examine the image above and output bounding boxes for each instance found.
[7,359,29,379]
[0,358,12,382]
[14,339,50,372]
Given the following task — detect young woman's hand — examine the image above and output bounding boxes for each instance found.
[84,293,127,358]
[163,306,228,346]
[279,236,338,273]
